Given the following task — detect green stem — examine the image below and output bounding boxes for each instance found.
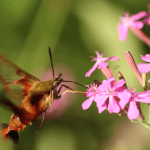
[149,105,150,124]
[131,119,150,130]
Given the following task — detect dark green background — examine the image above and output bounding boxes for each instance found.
[0,0,150,149]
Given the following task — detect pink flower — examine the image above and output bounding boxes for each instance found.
[95,77,131,114]
[137,54,150,73]
[82,83,101,110]
[118,11,147,41]
[85,51,119,77]
[143,12,150,26]
[82,77,131,114]
[127,87,150,120]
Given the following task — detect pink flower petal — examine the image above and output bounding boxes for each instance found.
[135,91,150,103]
[108,96,120,113]
[117,23,129,41]
[130,21,144,29]
[97,103,107,113]
[137,90,150,97]
[115,79,126,88]
[108,77,116,88]
[127,101,139,120]
[137,63,150,73]
[95,51,105,57]
[95,94,108,106]
[85,61,99,77]
[130,11,147,21]
[91,51,104,61]
[82,96,94,110]
[118,90,131,109]
[141,54,150,62]
[136,97,150,103]
[107,56,120,61]
[99,79,110,91]
[143,18,150,25]
[98,61,108,69]
[108,77,115,83]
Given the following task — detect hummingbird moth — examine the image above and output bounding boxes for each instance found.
[0,47,86,144]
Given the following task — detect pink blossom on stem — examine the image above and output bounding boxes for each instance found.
[82,83,103,110]
[127,87,150,120]
[118,11,147,41]
[95,77,131,114]
[137,54,150,73]
[85,51,119,77]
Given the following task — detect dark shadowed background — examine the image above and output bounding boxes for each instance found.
[0,0,150,150]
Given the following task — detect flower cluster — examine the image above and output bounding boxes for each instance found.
[82,51,150,120]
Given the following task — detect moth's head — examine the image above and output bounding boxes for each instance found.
[53,73,63,87]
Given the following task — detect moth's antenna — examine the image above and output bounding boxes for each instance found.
[62,80,87,88]
[48,47,54,78]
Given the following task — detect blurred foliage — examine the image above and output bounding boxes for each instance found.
[0,0,150,150]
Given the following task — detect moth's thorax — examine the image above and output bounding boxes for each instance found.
[30,78,63,93]
[29,78,57,94]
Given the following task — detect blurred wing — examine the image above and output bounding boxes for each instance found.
[0,55,40,102]
[0,97,22,116]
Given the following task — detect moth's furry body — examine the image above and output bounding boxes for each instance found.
[0,53,63,144]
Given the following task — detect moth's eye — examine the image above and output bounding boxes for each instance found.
[53,82,57,86]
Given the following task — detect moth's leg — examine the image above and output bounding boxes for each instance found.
[36,94,52,132]
[36,112,46,132]
[54,84,73,99]
[43,91,53,123]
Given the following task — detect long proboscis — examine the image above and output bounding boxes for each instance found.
[48,47,54,78]
[62,80,87,88]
